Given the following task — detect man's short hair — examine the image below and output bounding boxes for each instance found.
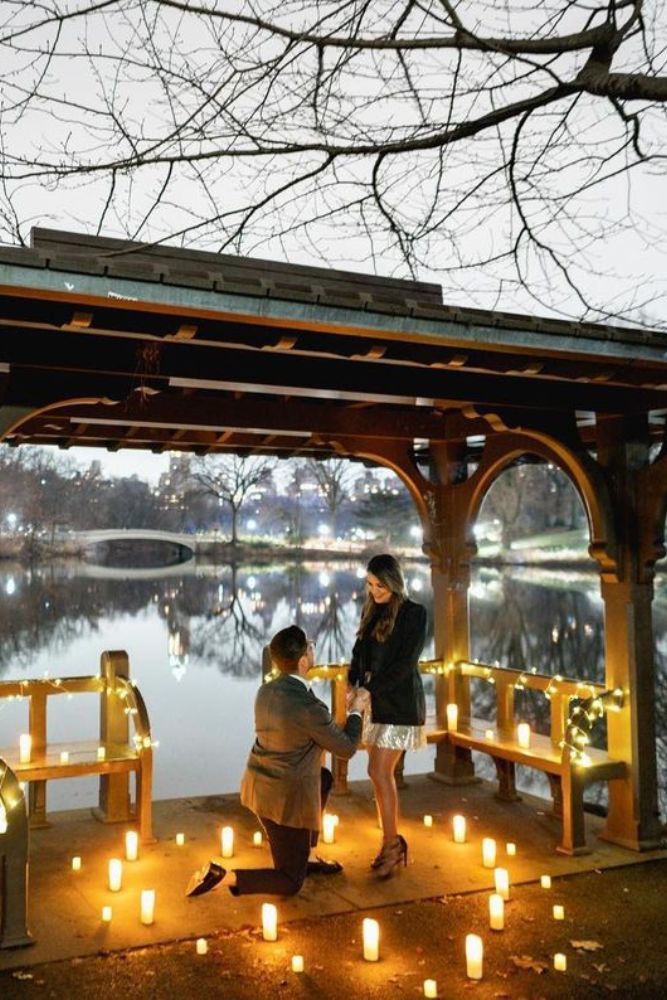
[269,625,307,674]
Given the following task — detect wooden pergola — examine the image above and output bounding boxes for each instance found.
[1,227,665,851]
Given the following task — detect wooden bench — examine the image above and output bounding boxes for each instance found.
[420,659,626,855]
[0,650,153,842]
[0,757,31,949]
[310,658,626,855]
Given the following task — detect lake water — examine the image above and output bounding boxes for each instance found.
[0,559,664,818]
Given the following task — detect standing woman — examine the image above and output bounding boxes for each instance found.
[349,553,427,878]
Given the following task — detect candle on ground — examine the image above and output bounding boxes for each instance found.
[489,893,504,931]
[446,703,458,731]
[262,902,278,941]
[291,955,304,973]
[97,746,106,761]
[494,867,510,900]
[253,830,263,847]
[71,856,82,872]
[322,813,336,844]
[140,889,155,925]
[175,832,185,846]
[101,906,112,923]
[540,874,552,889]
[221,825,234,858]
[452,814,466,843]
[196,938,208,955]
[506,842,517,856]
[108,858,122,892]
[517,722,531,748]
[423,814,433,828]
[19,734,31,764]
[423,979,438,998]
[482,837,496,868]
[362,918,380,961]
[59,750,70,764]
[553,904,565,920]
[125,830,139,861]
[554,953,567,971]
[465,934,483,980]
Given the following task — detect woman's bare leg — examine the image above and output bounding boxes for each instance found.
[368,747,404,844]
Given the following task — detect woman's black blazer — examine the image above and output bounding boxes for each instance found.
[349,599,427,726]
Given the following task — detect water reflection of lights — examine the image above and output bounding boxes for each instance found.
[356,567,366,579]
[5,577,16,596]
[319,572,331,588]
[247,576,257,589]
[552,627,559,642]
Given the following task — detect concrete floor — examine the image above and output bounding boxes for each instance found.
[2,775,664,972]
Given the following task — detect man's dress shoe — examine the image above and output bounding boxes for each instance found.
[306,857,343,875]
[186,860,226,897]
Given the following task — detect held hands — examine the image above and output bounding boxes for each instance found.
[347,686,370,714]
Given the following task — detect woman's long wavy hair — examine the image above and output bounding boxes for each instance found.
[357,553,407,643]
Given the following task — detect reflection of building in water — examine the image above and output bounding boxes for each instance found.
[168,625,190,682]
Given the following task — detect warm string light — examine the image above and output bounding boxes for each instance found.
[561,688,624,762]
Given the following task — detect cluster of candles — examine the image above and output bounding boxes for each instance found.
[18,734,109,764]
[444,706,533,749]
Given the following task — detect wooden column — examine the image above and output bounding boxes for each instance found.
[596,415,662,850]
[426,442,477,783]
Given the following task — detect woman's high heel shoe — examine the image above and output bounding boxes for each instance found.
[374,835,408,879]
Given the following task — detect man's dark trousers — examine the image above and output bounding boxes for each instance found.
[231,768,333,896]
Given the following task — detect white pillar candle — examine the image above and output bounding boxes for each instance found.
[554,953,567,971]
[71,856,82,872]
[253,830,263,847]
[484,728,494,740]
[262,902,278,941]
[465,934,483,980]
[506,842,517,856]
[489,893,504,931]
[101,905,112,923]
[196,938,208,955]
[125,830,139,861]
[423,814,433,828]
[97,746,106,761]
[291,955,304,973]
[553,904,565,920]
[423,979,438,998]
[517,723,531,748]
[59,750,70,764]
[140,889,155,925]
[362,917,379,962]
[176,832,185,846]
[494,867,510,900]
[322,813,336,844]
[452,814,466,843]
[482,837,496,868]
[540,874,552,889]
[108,858,123,892]
[446,703,458,731]
[221,825,234,858]
[19,733,31,764]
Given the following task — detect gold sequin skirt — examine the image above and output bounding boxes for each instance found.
[362,715,426,751]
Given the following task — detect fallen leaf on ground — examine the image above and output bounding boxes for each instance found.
[593,962,609,973]
[570,940,604,952]
[510,955,549,973]
[12,972,34,980]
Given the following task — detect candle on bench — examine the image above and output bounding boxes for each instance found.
[517,723,531,748]
[125,830,139,861]
[19,733,31,764]
[446,703,458,731]
[60,750,70,764]
[97,746,106,762]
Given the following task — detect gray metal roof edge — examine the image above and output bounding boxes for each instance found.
[0,260,666,368]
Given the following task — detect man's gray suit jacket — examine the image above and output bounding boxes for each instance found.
[240,673,362,831]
